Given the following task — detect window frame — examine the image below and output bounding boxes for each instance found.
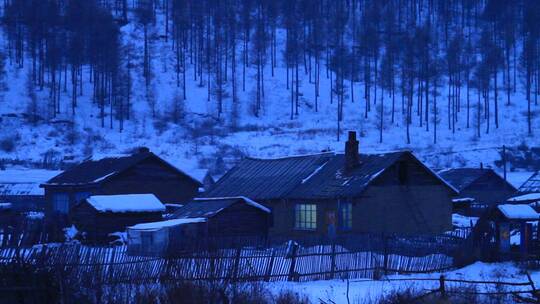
[53,193,70,214]
[294,203,317,231]
[339,201,353,231]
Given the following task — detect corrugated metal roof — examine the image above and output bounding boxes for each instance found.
[43,152,201,186]
[0,169,61,196]
[205,153,334,200]
[519,171,540,194]
[174,197,268,218]
[438,168,491,192]
[205,151,455,200]
[289,153,403,199]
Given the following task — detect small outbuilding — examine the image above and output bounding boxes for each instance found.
[70,194,165,243]
[484,204,539,259]
[174,196,271,238]
[0,168,62,212]
[127,218,207,256]
[127,197,271,255]
[439,168,517,216]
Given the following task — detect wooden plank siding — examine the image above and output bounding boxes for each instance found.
[264,153,453,238]
[70,201,163,242]
[205,202,270,237]
[458,171,516,206]
[44,157,200,215]
[98,157,200,204]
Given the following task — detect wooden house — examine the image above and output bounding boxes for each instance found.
[41,148,202,215]
[127,197,270,255]
[0,168,61,212]
[70,194,165,242]
[204,131,457,238]
[439,168,517,215]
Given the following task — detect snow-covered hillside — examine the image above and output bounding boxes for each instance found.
[0,1,538,177]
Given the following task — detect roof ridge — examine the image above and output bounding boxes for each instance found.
[245,151,335,161]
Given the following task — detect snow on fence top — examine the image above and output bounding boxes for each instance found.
[497,204,539,220]
[86,194,165,213]
[507,193,540,202]
[129,218,207,231]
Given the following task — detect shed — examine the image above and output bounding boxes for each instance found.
[173,196,271,238]
[484,204,539,258]
[439,168,517,216]
[127,218,207,256]
[70,194,165,243]
[0,168,62,212]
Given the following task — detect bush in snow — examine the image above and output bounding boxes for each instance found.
[0,135,18,152]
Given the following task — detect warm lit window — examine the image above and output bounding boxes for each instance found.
[295,204,317,230]
[340,202,353,230]
[53,193,70,213]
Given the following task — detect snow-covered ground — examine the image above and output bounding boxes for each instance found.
[267,262,539,303]
[0,7,538,176]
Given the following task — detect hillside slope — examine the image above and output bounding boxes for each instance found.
[0,2,538,175]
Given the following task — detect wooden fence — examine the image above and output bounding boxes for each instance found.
[0,242,455,286]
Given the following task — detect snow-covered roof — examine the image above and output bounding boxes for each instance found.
[86,194,165,213]
[507,193,540,202]
[452,197,476,203]
[0,203,12,210]
[206,151,457,200]
[129,218,207,231]
[0,169,62,196]
[497,204,539,220]
[43,151,202,187]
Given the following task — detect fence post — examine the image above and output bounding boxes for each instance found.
[264,248,275,282]
[232,247,242,282]
[209,251,215,282]
[526,272,539,302]
[383,235,389,275]
[287,243,298,282]
[439,275,446,298]
[330,243,336,279]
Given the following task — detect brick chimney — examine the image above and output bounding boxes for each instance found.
[345,131,360,172]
